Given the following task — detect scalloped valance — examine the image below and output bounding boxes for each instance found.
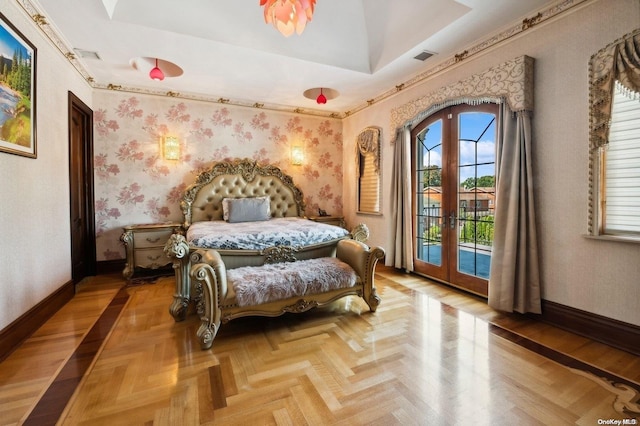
[357,127,380,174]
[391,55,534,139]
[589,27,640,150]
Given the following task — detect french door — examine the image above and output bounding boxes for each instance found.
[411,103,498,296]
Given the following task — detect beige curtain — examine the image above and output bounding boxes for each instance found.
[357,128,381,213]
[488,106,541,314]
[389,102,541,313]
[387,125,414,271]
[357,128,381,173]
[590,28,640,150]
[387,55,538,311]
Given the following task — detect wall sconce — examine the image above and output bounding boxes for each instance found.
[291,145,304,165]
[163,136,180,160]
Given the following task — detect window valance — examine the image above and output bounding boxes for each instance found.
[390,55,534,140]
[589,27,640,150]
[357,127,380,175]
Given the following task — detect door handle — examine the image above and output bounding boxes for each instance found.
[449,212,455,229]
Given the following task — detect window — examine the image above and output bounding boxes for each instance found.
[588,28,640,241]
[601,83,640,235]
[356,127,382,214]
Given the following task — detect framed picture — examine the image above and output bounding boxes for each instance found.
[0,12,36,158]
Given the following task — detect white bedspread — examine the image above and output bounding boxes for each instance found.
[187,217,349,250]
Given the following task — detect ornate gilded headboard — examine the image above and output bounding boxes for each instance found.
[181,159,306,228]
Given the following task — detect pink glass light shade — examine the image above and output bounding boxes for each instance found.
[316,88,327,104]
[260,0,316,37]
[303,87,338,104]
[149,58,164,81]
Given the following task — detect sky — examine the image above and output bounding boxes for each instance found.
[0,21,32,61]
[420,111,496,182]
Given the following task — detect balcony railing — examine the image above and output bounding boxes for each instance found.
[417,206,495,246]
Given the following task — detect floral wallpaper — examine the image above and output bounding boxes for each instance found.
[93,91,343,262]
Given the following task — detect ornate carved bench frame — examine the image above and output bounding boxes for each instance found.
[189,239,384,349]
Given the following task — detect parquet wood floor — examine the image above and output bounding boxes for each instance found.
[1,267,639,425]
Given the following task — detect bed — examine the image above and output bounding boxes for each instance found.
[164,158,371,321]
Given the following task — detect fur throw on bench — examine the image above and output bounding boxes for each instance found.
[227,257,357,307]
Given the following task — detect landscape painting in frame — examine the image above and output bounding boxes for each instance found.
[0,13,36,158]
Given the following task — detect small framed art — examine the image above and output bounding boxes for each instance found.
[0,12,36,158]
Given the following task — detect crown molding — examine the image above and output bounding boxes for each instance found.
[18,0,589,119]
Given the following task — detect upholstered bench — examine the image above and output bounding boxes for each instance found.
[189,239,385,349]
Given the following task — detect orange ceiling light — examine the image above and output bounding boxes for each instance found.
[260,0,316,37]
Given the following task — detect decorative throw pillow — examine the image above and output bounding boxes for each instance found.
[223,197,271,223]
[222,198,231,221]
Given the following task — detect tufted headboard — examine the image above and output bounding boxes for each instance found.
[180,158,306,229]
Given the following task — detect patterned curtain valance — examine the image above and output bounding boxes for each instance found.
[391,55,534,140]
[357,127,380,174]
[589,27,640,150]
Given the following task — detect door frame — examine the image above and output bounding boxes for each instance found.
[411,108,450,283]
[411,103,498,297]
[68,91,96,282]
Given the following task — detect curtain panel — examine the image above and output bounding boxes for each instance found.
[389,125,414,271]
[357,127,381,174]
[488,108,541,313]
[388,55,541,313]
[357,127,382,213]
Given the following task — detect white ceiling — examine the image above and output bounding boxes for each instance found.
[32,0,555,115]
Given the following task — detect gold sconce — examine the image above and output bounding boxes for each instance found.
[163,136,180,160]
[291,145,304,165]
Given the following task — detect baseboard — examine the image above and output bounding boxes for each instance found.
[0,280,75,362]
[97,259,125,275]
[535,300,640,357]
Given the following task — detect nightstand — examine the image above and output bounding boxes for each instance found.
[120,222,182,280]
[309,215,346,228]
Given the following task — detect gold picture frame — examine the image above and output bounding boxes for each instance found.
[0,12,37,158]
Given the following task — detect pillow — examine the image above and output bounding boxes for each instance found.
[222,197,271,223]
[222,198,231,221]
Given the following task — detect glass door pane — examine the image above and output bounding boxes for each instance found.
[455,111,496,280]
[416,119,443,267]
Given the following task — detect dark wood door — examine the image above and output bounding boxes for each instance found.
[69,92,96,282]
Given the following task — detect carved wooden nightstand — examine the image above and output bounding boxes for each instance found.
[120,222,182,280]
[309,215,346,228]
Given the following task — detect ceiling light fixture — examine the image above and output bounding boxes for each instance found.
[149,58,164,81]
[316,88,327,104]
[131,57,183,80]
[303,87,339,105]
[260,0,316,37]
